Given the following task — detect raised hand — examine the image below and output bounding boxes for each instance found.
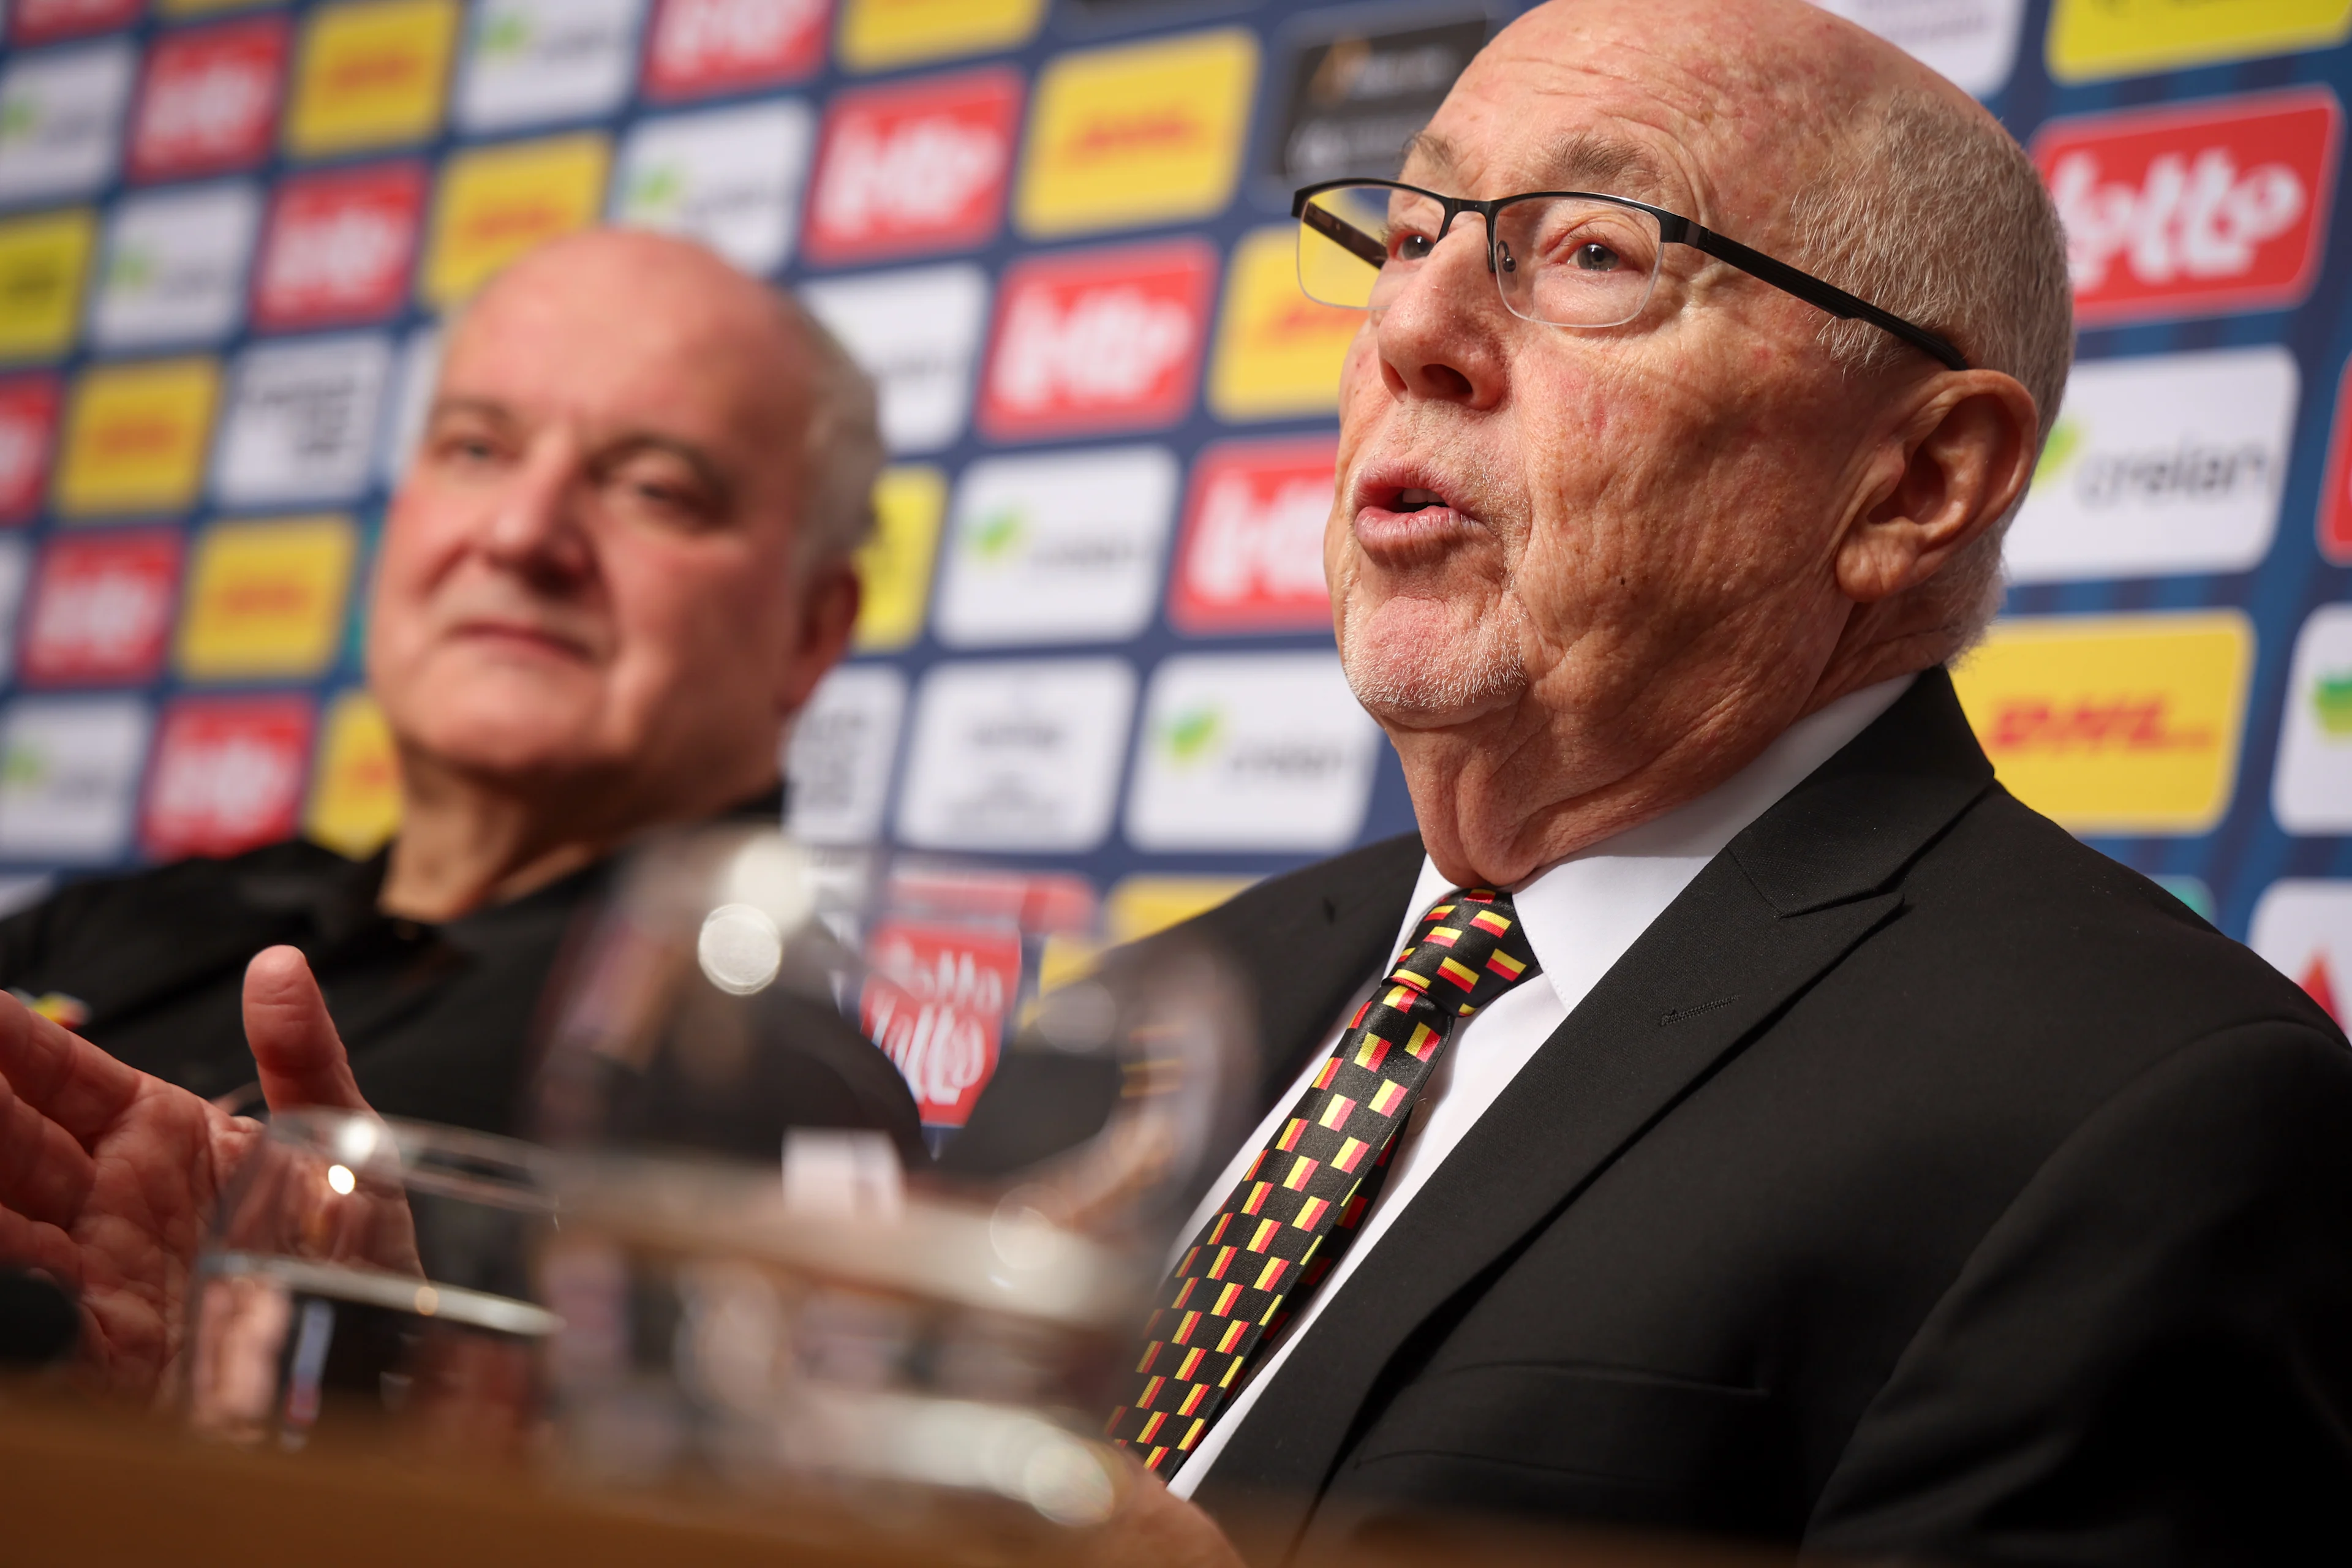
[0,946,369,1401]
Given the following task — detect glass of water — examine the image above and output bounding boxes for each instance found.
[184,1109,559,1463]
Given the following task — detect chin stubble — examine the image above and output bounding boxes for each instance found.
[1338,594,1530,717]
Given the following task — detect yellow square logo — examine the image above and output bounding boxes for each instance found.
[306,687,401,858]
[178,514,358,681]
[2049,0,2352,81]
[285,0,460,160]
[853,464,945,654]
[421,133,609,307]
[1951,611,2255,835]
[838,0,1045,74]
[0,209,96,363]
[1017,28,1259,239]
[1208,224,1362,421]
[56,358,220,516]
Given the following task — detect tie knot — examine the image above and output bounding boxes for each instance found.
[1387,887,1541,1018]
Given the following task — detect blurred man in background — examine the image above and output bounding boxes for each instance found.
[0,228,919,1153]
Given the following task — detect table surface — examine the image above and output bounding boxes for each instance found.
[0,1382,1792,1568]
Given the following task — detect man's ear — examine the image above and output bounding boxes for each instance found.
[1836,371,2040,604]
[776,559,861,717]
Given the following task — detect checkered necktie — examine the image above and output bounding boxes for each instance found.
[1107,886,1541,1477]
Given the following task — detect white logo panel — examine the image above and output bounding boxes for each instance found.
[2272,603,2352,833]
[2248,879,2352,1027]
[456,0,646,132]
[1126,652,1379,853]
[612,99,815,275]
[2007,347,2296,583]
[214,333,394,507]
[937,446,1177,649]
[786,662,907,846]
[0,695,149,864]
[380,323,442,488]
[1814,0,2025,98]
[897,658,1134,853]
[0,40,134,205]
[91,181,262,350]
[801,264,988,455]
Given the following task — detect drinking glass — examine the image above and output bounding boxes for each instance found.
[185,1109,557,1462]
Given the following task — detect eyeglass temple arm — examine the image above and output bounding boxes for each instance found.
[1668,219,1970,372]
[1298,198,1390,268]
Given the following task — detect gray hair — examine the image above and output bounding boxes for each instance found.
[776,292,885,572]
[1787,86,2075,654]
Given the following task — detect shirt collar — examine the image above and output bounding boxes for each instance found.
[1396,673,1918,1012]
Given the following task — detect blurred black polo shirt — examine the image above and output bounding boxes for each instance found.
[0,792,925,1159]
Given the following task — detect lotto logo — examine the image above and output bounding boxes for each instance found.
[285,0,461,160]
[1169,438,1336,635]
[12,0,141,47]
[859,919,1022,1127]
[2036,88,2342,326]
[0,377,60,523]
[255,163,426,331]
[21,530,183,687]
[130,17,290,183]
[979,241,1216,440]
[143,695,315,861]
[805,67,1022,265]
[642,0,827,100]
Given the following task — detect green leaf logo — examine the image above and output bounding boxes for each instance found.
[480,12,531,55]
[2313,669,2352,739]
[967,507,1024,560]
[1161,706,1221,764]
[2033,417,2083,487]
[628,166,684,214]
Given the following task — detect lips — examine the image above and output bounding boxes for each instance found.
[1349,461,1481,560]
[448,617,597,662]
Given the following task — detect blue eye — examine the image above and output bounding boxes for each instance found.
[1575,243,1621,273]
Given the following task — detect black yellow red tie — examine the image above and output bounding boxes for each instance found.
[1107,886,1542,1477]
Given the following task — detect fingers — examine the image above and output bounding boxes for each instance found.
[243,948,369,1115]
[0,1061,96,1228]
[0,990,144,1145]
[0,1205,83,1293]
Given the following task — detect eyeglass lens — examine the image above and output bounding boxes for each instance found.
[1298,183,1667,329]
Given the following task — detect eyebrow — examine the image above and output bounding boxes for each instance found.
[427,397,737,510]
[1400,128,1678,206]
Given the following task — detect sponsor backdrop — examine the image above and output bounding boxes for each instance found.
[0,0,2350,1126]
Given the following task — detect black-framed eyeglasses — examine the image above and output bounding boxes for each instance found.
[1291,179,1968,372]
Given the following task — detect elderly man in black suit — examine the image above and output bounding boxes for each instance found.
[1080,0,2352,1562]
[3,0,2347,1559]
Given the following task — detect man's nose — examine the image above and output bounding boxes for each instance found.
[481,443,595,582]
[1374,222,1509,407]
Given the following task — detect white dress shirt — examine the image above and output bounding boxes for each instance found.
[1166,673,1915,1496]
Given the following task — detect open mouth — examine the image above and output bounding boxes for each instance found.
[1351,466,1480,558]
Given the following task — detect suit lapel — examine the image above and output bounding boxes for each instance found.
[1193,671,1995,1547]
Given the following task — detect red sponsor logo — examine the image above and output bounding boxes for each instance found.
[0,377,61,526]
[2317,358,2352,564]
[805,67,1022,264]
[21,530,182,686]
[129,17,290,183]
[859,919,1023,1128]
[980,240,1216,440]
[1981,697,2212,755]
[2036,88,2342,326]
[254,162,426,330]
[1169,437,1337,633]
[11,0,140,46]
[141,694,314,860]
[642,0,828,100]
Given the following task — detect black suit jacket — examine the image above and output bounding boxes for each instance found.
[1159,669,2352,1566]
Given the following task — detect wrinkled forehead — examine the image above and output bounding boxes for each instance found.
[1410,3,1864,236]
